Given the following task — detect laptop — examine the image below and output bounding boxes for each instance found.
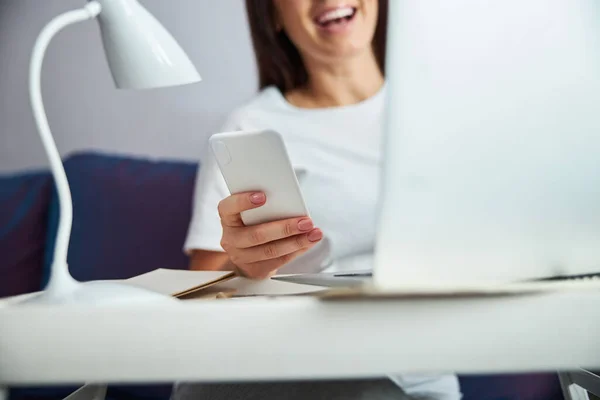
[276,0,600,291]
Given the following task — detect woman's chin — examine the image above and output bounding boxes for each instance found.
[313,24,372,50]
[316,40,372,61]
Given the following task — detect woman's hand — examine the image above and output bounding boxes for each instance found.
[218,191,322,279]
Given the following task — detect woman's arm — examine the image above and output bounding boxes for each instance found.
[189,250,230,271]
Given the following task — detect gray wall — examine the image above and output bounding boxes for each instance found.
[0,0,257,173]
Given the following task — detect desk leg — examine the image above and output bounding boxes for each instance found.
[63,384,107,400]
[560,371,591,400]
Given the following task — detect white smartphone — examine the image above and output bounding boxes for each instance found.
[209,129,310,226]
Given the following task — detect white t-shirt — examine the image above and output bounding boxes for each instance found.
[184,85,385,273]
[183,85,462,398]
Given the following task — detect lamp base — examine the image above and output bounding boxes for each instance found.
[18,280,177,306]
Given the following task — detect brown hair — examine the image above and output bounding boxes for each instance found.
[245,0,388,93]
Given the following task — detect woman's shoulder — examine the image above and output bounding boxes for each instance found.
[221,86,286,130]
[246,85,285,109]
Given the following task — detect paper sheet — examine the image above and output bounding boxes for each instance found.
[124,269,235,297]
[208,276,326,297]
[124,268,326,298]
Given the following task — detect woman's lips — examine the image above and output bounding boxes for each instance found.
[314,6,357,34]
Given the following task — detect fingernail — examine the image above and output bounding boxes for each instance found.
[298,218,313,231]
[307,229,323,242]
[250,192,266,205]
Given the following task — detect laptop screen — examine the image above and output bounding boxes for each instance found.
[375,0,600,288]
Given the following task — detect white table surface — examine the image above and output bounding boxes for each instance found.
[1,291,600,386]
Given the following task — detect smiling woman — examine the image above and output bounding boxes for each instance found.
[245,0,387,94]
[179,0,461,399]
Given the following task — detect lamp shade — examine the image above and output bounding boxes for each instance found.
[95,0,201,89]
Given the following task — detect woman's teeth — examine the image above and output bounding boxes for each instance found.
[317,7,356,26]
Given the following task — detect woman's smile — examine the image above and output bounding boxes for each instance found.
[313,5,358,34]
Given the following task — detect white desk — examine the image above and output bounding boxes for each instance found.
[1,292,600,398]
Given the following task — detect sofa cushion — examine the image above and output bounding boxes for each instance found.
[0,171,51,298]
[459,372,563,400]
[9,384,173,400]
[42,152,198,286]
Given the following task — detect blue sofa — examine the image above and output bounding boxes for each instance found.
[0,151,564,400]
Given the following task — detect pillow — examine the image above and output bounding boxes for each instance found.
[43,152,198,286]
[0,171,51,297]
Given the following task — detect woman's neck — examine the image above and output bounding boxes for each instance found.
[286,50,384,109]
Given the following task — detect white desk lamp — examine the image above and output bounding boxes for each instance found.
[21,0,201,305]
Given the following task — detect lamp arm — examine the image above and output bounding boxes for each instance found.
[29,1,101,291]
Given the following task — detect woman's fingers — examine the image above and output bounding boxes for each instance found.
[231,229,323,265]
[218,192,266,227]
[232,217,315,248]
[217,192,323,280]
